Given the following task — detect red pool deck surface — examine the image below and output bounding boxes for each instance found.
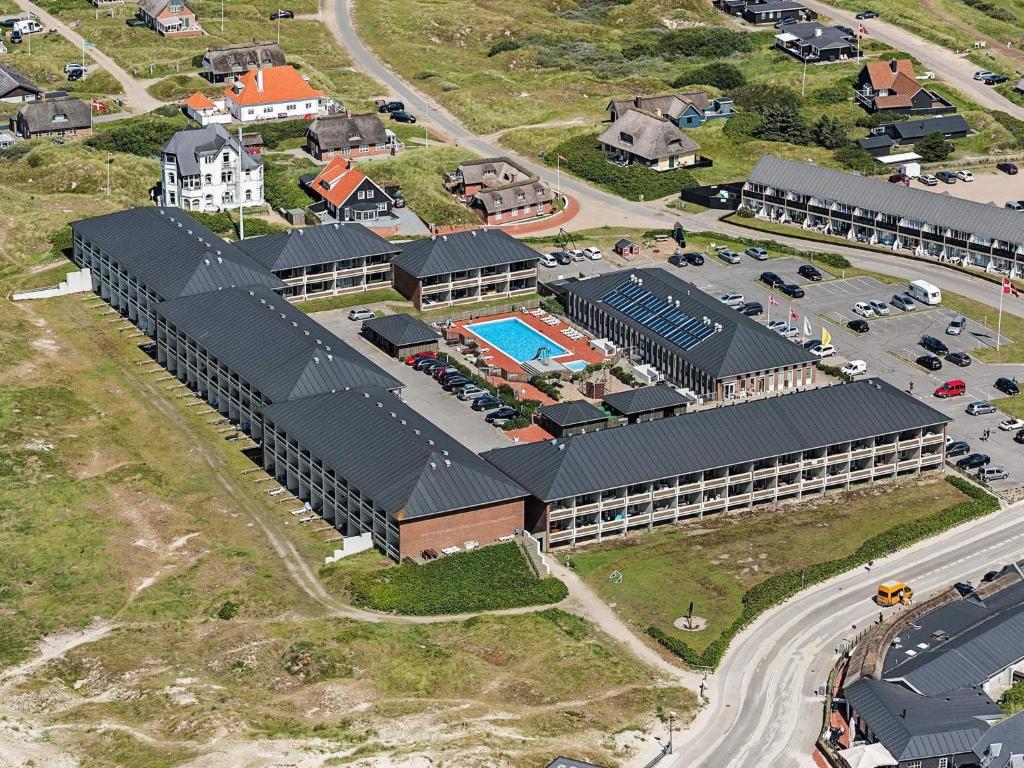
[504,424,553,443]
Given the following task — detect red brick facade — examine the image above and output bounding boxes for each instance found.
[398,499,525,560]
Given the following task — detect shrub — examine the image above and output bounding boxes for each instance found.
[855,112,893,129]
[86,112,189,157]
[623,40,659,59]
[816,361,852,382]
[649,476,998,669]
[736,206,755,218]
[190,211,234,235]
[349,542,568,614]
[487,38,522,56]
[807,78,855,106]
[658,28,753,58]
[812,115,851,150]
[753,102,810,145]
[217,601,239,620]
[730,84,802,113]
[609,366,638,387]
[914,131,952,162]
[239,217,287,237]
[992,111,1024,149]
[722,111,764,140]
[529,375,562,401]
[834,143,878,173]
[674,62,746,90]
[257,119,311,150]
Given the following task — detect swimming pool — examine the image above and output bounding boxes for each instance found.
[466,318,568,364]
[563,360,588,372]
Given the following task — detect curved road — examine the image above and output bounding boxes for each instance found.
[668,496,1024,768]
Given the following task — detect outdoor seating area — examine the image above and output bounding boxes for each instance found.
[561,328,585,341]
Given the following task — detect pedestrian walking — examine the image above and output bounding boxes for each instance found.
[908,381,914,394]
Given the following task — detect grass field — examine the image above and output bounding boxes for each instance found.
[994,395,1024,418]
[2,28,123,98]
[572,478,967,653]
[297,286,406,314]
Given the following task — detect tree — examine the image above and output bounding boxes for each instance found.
[915,131,952,162]
[722,110,764,140]
[754,102,811,145]
[834,143,878,173]
[813,115,850,149]
[729,84,802,113]
[674,62,746,90]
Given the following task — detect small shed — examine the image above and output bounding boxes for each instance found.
[0,130,15,149]
[362,313,440,359]
[537,400,610,438]
[1014,76,1024,96]
[613,238,640,257]
[602,385,693,424]
[241,131,264,154]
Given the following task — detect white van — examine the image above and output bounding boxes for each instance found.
[907,279,942,306]
[841,360,867,377]
[13,19,43,34]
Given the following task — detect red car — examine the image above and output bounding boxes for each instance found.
[405,351,436,366]
[888,173,910,186]
[934,379,966,398]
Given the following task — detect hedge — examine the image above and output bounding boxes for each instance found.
[648,476,999,669]
[529,374,562,401]
[256,119,313,149]
[689,228,852,270]
[348,542,568,614]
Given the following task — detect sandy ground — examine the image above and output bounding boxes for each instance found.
[913,170,1024,206]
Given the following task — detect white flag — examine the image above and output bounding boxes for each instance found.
[803,316,812,337]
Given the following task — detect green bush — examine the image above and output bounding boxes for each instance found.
[730,84,802,113]
[550,133,697,201]
[914,131,952,162]
[658,28,753,58]
[753,102,810,145]
[263,157,317,211]
[736,206,755,219]
[674,62,746,90]
[609,366,638,387]
[529,375,562,401]
[992,111,1024,149]
[807,79,855,106]
[648,476,999,669]
[47,225,73,258]
[487,38,522,56]
[1000,680,1024,713]
[86,111,189,157]
[816,362,852,382]
[834,143,879,174]
[855,112,893,129]
[190,211,234,235]
[217,600,239,620]
[812,115,851,150]
[257,119,312,150]
[349,542,568,614]
[240,218,287,237]
[722,111,764,140]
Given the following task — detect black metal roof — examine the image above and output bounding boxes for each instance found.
[261,386,528,519]
[235,222,399,272]
[72,207,284,300]
[888,114,970,141]
[362,313,440,347]
[391,229,539,278]
[155,286,402,402]
[602,385,694,416]
[539,400,608,427]
[565,267,816,378]
[483,379,948,501]
[972,711,1024,768]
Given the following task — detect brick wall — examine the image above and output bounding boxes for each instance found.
[398,499,525,560]
[392,267,423,307]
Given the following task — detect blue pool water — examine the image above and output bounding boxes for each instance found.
[564,360,588,372]
[466,318,568,363]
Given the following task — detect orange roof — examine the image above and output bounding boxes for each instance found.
[863,59,917,90]
[223,66,325,107]
[185,91,215,110]
[310,156,368,208]
[889,72,921,95]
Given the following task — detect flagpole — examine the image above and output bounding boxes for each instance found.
[766,293,771,325]
[997,281,1005,352]
[556,154,561,197]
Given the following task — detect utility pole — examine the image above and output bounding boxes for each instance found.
[106,151,111,195]
[221,0,224,32]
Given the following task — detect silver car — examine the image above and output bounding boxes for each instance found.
[891,293,916,312]
[718,291,745,307]
[718,249,741,265]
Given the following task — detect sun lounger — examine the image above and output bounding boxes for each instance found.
[441,545,461,556]
[298,515,317,523]
[268,487,286,496]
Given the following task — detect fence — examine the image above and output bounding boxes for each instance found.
[424,299,540,324]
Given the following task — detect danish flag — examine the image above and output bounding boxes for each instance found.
[1004,276,1020,298]
[769,295,780,307]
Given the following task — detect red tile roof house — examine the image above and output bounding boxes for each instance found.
[182,91,229,126]
[444,157,555,225]
[136,0,203,37]
[306,156,394,224]
[306,112,402,161]
[854,59,956,115]
[223,66,325,123]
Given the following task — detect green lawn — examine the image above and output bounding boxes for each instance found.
[993,396,1024,418]
[360,146,480,226]
[2,28,123,98]
[298,287,405,314]
[572,479,968,655]
[941,292,1024,363]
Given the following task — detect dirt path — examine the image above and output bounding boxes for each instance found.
[0,621,114,691]
[482,117,590,143]
[917,0,1024,62]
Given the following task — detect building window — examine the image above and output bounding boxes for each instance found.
[263,106,273,114]
[169,192,176,204]
[357,191,365,200]
[359,144,368,153]
[223,153,230,163]
[907,763,922,768]
[168,172,175,184]
[287,103,297,111]
[937,760,948,768]
[245,189,252,201]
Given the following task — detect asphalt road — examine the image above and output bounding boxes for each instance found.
[667,495,1024,768]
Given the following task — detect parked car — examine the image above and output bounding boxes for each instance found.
[836,25,855,35]
[982,570,1001,583]
[568,249,585,262]
[921,335,948,355]
[1005,201,1024,211]
[377,100,405,113]
[10,28,22,41]
[802,338,821,351]
[975,70,996,80]
[583,247,602,260]
[348,308,374,321]
[934,379,966,398]
[954,581,975,596]
[538,253,558,268]
[841,360,867,376]
[916,354,942,370]
[767,319,790,332]
[780,283,805,299]
[936,170,957,184]
[891,293,916,311]
[745,247,769,261]
[946,315,967,335]
[405,351,436,365]
[855,9,878,18]
[67,67,85,82]
[798,264,822,281]
[390,190,407,208]
[998,417,1024,431]
[458,385,489,401]
[760,271,785,288]
[415,356,445,371]
[984,74,1009,85]
[853,302,875,318]
[0,17,20,27]
[966,400,997,415]
[995,377,1020,395]
[485,406,521,424]
[1016,428,1024,444]
[888,173,909,184]
[685,251,705,266]
[956,170,974,182]
[946,351,972,367]
[946,440,970,457]
[738,301,763,317]
[553,251,572,266]
[718,292,744,307]
[269,9,295,19]
[718,249,741,265]
[774,324,799,339]
[955,453,990,470]
[997,162,1019,175]
[389,110,417,123]
[978,465,1008,482]
[848,319,870,333]
[471,396,504,411]
[866,299,889,316]
[442,376,472,391]
[918,173,939,187]
[668,252,688,267]
[431,365,459,380]
[808,343,836,358]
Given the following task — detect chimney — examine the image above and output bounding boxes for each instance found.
[256,67,264,93]
[814,26,822,36]
[889,59,899,73]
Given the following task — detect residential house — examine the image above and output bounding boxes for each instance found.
[444,157,554,225]
[136,0,202,36]
[0,63,42,103]
[201,41,286,83]
[306,112,401,160]
[742,154,1024,273]
[857,114,970,157]
[597,108,703,171]
[0,130,15,149]
[241,132,263,154]
[855,59,956,115]
[483,378,948,551]
[14,95,91,139]
[159,124,264,212]
[182,91,230,126]
[235,221,399,301]
[391,229,539,309]
[613,239,640,257]
[774,23,855,62]
[742,0,809,24]
[607,92,732,128]
[223,66,325,123]
[304,156,394,224]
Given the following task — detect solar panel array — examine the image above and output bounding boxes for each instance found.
[600,280,716,351]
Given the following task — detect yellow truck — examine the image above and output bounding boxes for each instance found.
[876,581,913,607]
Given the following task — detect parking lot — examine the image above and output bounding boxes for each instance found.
[541,248,1024,492]
[914,171,1024,209]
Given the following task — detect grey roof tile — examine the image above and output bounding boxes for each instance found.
[161,124,261,178]
[235,221,398,272]
[391,229,539,278]
[362,313,439,347]
[602,385,694,416]
[307,112,390,151]
[597,109,701,162]
[0,63,41,98]
[539,400,607,427]
[203,41,285,77]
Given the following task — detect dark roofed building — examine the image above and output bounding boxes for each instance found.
[391,229,539,309]
[597,109,703,172]
[857,114,970,157]
[602,385,693,423]
[855,59,956,115]
[362,313,440,358]
[15,95,91,139]
[742,0,808,24]
[72,207,282,334]
[483,379,948,549]
[306,112,401,160]
[158,123,264,212]
[0,63,42,104]
[444,157,555,225]
[235,222,399,301]
[774,23,855,62]
[606,92,732,128]
[154,285,402,439]
[261,386,528,560]
[201,41,286,82]
[537,400,610,438]
[561,267,817,401]
[972,712,1024,768]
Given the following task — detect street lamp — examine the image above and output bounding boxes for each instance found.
[668,710,676,755]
